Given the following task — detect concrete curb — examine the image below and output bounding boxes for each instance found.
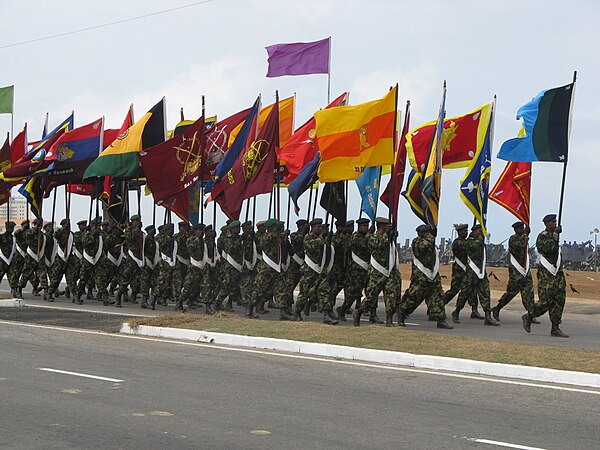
[119,323,600,389]
[0,298,25,307]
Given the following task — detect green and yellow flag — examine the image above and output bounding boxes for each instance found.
[0,85,14,114]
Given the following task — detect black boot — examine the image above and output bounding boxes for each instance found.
[352,308,362,327]
[491,305,501,321]
[279,308,292,321]
[115,293,122,308]
[150,296,156,311]
[17,288,23,299]
[129,292,139,304]
[551,324,569,338]
[336,305,347,322]
[268,299,277,309]
[303,300,312,317]
[64,287,70,299]
[43,288,48,301]
[437,320,453,329]
[369,309,384,324]
[484,310,499,326]
[175,299,186,313]
[256,301,269,314]
[531,316,541,324]
[451,309,460,323]
[522,314,531,333]
[86,288,95,301]
[396,310,406,327]
[225,297,235,312]
[103,293,110,306]
[324,311,338,325]
[141,295,149,309]
[205,303,215,315]
[470,305,484,320]
[245,304,259,319]
[32,287,41,296]
[385,312,394,327]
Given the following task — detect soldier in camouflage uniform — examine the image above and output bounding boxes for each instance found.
[75,218,102,305]
[491,221,539,323]
[293,218,338,325]
[118,215,146,307]
[201,224,217,314]
[337,218,370,321]
[328,220,352,314]
[397,225,453,329]
[215,220,243,311]
[453,224,499,326]
[180,224,205,310]
[289,219,308,291]
[0,221,18,296]
[70,220,87,299]
[353,217,401,327]
[103,222,124,306]
[41,222,56,300]
[240,221,258,308]
[156,223,177,306]
[172,222,190,311]
[17,218,46,297]
[143,225,160,309]
[51,219,78,302]
[92,220,113,305]
[275,221,295,315]
[443,224,472,310]
[9,220,29,298]
[522,214,569,337]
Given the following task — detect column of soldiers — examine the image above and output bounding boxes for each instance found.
[0,211,570,337]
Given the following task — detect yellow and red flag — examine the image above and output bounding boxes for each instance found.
[406,102,492,171]
[315,86,397,183]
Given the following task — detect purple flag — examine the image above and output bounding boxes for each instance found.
[266,38,330,77]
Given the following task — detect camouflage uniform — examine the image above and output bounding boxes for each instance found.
[215,228,243,309]
[443,235,469,305]
[52,225,78,299]
[240,229,258,307]
[119,224,145,303]
[328,229,349,306]
[9,225,28,292]
[18,224,46,292]
[289,228,306,291]
[0,227,17,290]
[201,228,218,310]
[104,228,125,304]
[142,228,160,301]
[338,229,370,316]
[76,226,103,302]
[173,228,190,309]
[249,227,279,315]
[181,230,205,308]
[294,231,325,316]
[363,232,401,316]
[42,226,57,298]
[399,233,447,321]
[94,227,112,302]
[275,229,295,312]
[156,226,177,303]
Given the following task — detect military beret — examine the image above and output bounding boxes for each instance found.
[454,223,468,231]
[192,223,204,231]
[20,219,29,226]
[242,220,252,227]
[77,220,87,226]
[5,221,15,228]
[542,214,557,223]
[296,219,308,226]
[345,220,355,226]
[130,214,140,221]
[512,221,525,229]
[375,217,390,225]
[309,218,323,226]
[278,220,285,226]
[256,220,267,228]
[204,224,212,231]
[178,221,189,228]
[264,218,277,228]
[226,219,233,225]
[43,221,53,228]
[227,220,241,229]
[165,222,174,228]
[335,219,345,226]
[60,219,69,227]
[157,225,165,232]
[472,224,482,231]
[101,220,110,226]
[32,218,42,225]
[416,224,431,233]
[356,218,370,225]
[145,225,155,232]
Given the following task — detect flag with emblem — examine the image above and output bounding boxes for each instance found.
[497,83,575,162]
[406,102,492,171]
[402,169,426,224]
[316,86,397,183]
[355,166,380,222]
[489,161,531,225]
[420,83,446,228]
[278,92,348,184]
[460,101,494,235]
[84,98,165,179]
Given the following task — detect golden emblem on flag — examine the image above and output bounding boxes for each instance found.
[243,140,268,180]
[174,131,202,182]
[359,125,371,149]
[441,121,458,153]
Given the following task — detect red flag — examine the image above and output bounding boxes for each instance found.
[67,183,95,196]
[221,96,280,219]
[380,103,410,225]
[278,92,348,184]
[489,161,531,225]
[162,190,190,222]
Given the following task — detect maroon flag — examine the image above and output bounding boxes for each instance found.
[380,103,410,225]
[221,97,280,219]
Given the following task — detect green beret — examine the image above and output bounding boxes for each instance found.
[130,214,140,221]
[227,220,241,229]
[309,218,323,226]
[543,214,557,223]
[264,218,277,228]
[416,224,431,233]
[145,225,155,232]
[5,221,15,228]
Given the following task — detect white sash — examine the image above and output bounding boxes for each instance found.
[45,238,58,267]
[190,255,206,269]
[176,255,190,266]
[467,248,486,280]
[292,253,303,266]
[540,248,561,277]
[414,249,440,281]
[281,254,290,272]
[205,243,216,268]
[73,247,83,259]
[83,235,103,265]
[351,251,369,271]
[262,250,281,273]
[145,244,161,270]
[225,252,243,272]
[510,252,530,277]
[453,258,467,271]
[109,248,125,267]
[326,244,335,273]
[304,241,327,274]
[370,242,396,278]
[27,235,46,262]
[160,241,178,268]
[244,241,258,270]
[16,244,26,258]
[0,236,16,266]
[57,233,73,262]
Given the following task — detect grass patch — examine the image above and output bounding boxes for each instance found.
[128,314,600,374]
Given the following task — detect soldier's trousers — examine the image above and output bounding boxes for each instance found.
[239,268,256,306]
[443,266,469,305]
[295,268,321,313]
[140,265,158,297]
[94,259,112,297]
[328,267,345,306]
[18,256,44,290]
[171,262,188,302]
[215,265,241,306]
[317,271,335,313]
[456,271,491,312]
[156,261,175,300]
[252,266,276,307]
[530,269,566,325]
[497,272,535,312]
[118,258,143,296]
[0,260,12,288]
[8,254,24,289]
[50,257,78,296]
[181,265,203,304]
[76,260,96,296]
[340,266,368,310]
[364,268,401,314]
[400,274,446,320]
[275,268,295,308]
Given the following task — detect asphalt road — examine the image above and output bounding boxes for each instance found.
[2,278,599,351]
[1,320,599,450]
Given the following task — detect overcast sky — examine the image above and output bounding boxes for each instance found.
[0,0,598,244]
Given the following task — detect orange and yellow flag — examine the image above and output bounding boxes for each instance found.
[315,86,397,183]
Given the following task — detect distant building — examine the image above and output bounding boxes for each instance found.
[0,196,29,232]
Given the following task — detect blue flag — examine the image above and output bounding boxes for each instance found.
[355,166,380,221]
[288,151,320,214]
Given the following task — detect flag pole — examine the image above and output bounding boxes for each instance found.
[286,193,291,228]
[51,187,57,226]
[557,70,577,231]
[312,184,319,220]
[388,86,400,228]
[200,96,205,225]
[326,36,331,104]
[252,195,256,225]
[306,182,313,222]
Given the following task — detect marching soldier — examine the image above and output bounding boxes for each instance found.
[240,220,258,308]
[337,217,370,321]
[522,214,569,337]
[9,220,29,298]
[118,215,145,307]
[491,221,539,323]
[0,221,17,296]
[275,221,295,315]
[143,225,160,309]
[70,220,87,299]
[93,220,113,305]
[201,224,218,314]
[328,220,351,311]
[17,218,45,297]
[181,224,205,310]
[173,222,191,311]
[75,218,103,305]
[397,225,453,329]
[443,223,472,311]
[453,224,499,326]
[42,222,57,300]
[51,219,77,301]
[289,219,308,291]
[353,217,401,326]
[215,220,243,311]
[104,223,124,306]
[156,223,177,307]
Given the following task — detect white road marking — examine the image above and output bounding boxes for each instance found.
[465,437,547,450]
[26,304,155,317]
[1,320,598,396]
[39,367,123,383]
